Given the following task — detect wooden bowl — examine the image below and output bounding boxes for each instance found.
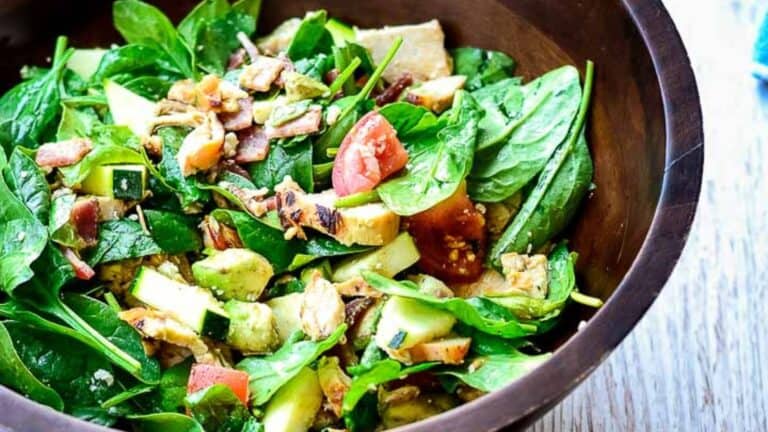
[0,0,703,431]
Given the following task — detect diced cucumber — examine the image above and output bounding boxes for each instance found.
[105,79,156,137]
[192,249,274,302]
[375,296,455,352]
[80,164,147,200]
[130,267,230,341]
[67,48,106,81]
[331,232,420,282]
[263,366,322,432]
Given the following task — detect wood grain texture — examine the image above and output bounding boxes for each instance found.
[530,0,768,430]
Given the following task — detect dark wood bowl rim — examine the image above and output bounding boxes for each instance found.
[0,0,703,431]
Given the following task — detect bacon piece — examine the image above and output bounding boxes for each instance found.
[200,216,243,251]
[375,73,414,106]
[220,98,254,131]
[71,198,99,246]
[62,247,95,280]
[265,106,322,139]
[228,48,247,70]
[235,126,270,163]
[35,138,92,169]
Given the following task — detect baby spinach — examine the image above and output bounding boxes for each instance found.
[439,351,550,392]
[49,189,85,249]
[57,105,102,141]
[248,138,314,193]
[363,272,537,339]
[470,78,523,151]
[155,127,212,209]
[0,321,63,410]
[144,210,202,255]
[377,91,481,216]
[0,37,72,155]
[236,325,346,405]
[86,219,163,266]
[91,44,185,100]
[185,384,262,432]
[128,413,205,432]
[489,62,594,266]
[137,359,192,414]
[468,65,582,202]
[4,149,51,224]
[286,10,334,61]
[452,47,516,91]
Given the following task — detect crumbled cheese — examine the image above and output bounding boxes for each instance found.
[92,369,115,388]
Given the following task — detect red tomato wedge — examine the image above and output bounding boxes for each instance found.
[187,364,250,405]
[406,183,487,283]
[332,111,409,196]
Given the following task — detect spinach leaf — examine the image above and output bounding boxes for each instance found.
[286,10,334,61]
[155,127,211,209]
[377,91,481,216]
[62,293,161,384]
[4,149,50,224]
[490,243,577,324]
[0,321,63,410]
[139,359,192,413]
[362,272,537,338]
[4,321,124,425]
[439,351,550,392]
[183,4,257,75]
[0,37,72,155]
[86,219,163,266]
[468,66,582,202]
[470,78,523,151]
[0,151,47,292]
[344,392,378,432]
[212,210,367,273]
[185,384,261,432]
[452,47,516,91]
[60,125,145,187]
[293,53,334,82]
[332,42,375,95]
[236,325,346,405]
[342,360,436,423]
[128,413,204,432]
[57,105,102,141]
[489,62,594,266]
[91,44,185,100]
[49,189,85,249]
[248,138,313,193]
[144,209,202,254]
[113,0,194,78]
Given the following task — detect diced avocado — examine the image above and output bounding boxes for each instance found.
[252,99,278,124]
[262,366,322,432]
[224,300,280,354]
[326,18,355,45]
[375,296,455,354]
[130,267,230,340]
[408,274,454,298]
[380,393,457,429]
[266,293,304,344]
[332,232,420,282]
[283,72,329,102]
[105,79,156,137]
[80,164,147,200]
[67,48,106,80]
[192,249,274,302]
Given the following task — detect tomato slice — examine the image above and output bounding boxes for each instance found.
[187,364,250,405]
[332,111,409,196]
[406,183,487,283]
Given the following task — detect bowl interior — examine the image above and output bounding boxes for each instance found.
[0,0,667,428]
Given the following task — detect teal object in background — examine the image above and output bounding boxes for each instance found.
[753,11,768,80]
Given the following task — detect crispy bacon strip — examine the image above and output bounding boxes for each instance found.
[35,138,92,169]
[71,198,99,246]
[62,247,95,280]
[265,107,322,139]
[235,126,270,163]
[220,98,254,131]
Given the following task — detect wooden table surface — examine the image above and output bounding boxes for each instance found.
[531,0,768,430]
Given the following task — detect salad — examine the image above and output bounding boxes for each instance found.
[0,1,603,431]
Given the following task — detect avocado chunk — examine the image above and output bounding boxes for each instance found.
[375,296,455,363]
[332,232,420,282]
[266,293,304,344]
[262,366,322,432]
[224,300,280,354]
[283,71,329,102]
[192,248,274,302]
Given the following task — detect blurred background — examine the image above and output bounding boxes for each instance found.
[530,0,768,430]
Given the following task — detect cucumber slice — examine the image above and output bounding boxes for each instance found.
[104,79,156,137]
[67,48,106,80]
[80,164,147,200]
[375,296,455,351]
[130,267,230,341]
[262,367,322,432]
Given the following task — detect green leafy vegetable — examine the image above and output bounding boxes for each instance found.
[60,125,145,187]
[4,149,51,224]
[57,105,101,141]
[362,272,537,338]
[452,47,516,91]
[439,351,550,392]
[138,359,193,413]
[248,138,314,192]
[144,210,202,254]
[48,189,85,249]
[236,325,346,405]
[286,10,334,61]
[0,321,63,410]
[185,384,261,432]
[377,91,481,216]
[489,62,594,265]
[468,66,582,202]
[128,413,205,432]
[86,219,162,266]
[91,44,185,100]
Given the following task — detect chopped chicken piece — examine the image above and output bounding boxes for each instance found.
[452,269,510,298]
[176,112,225,176]
[167,79,196,104]
[499,253,549,299]
[196,74,249,113]
[219,181,271,217]
[35,138,92,169]
[317,356,352,417]
[240,56,285,92]
[409,337,471,365]
[407,75,467,113]
[265,105,322,139]
[300,271,346,341]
